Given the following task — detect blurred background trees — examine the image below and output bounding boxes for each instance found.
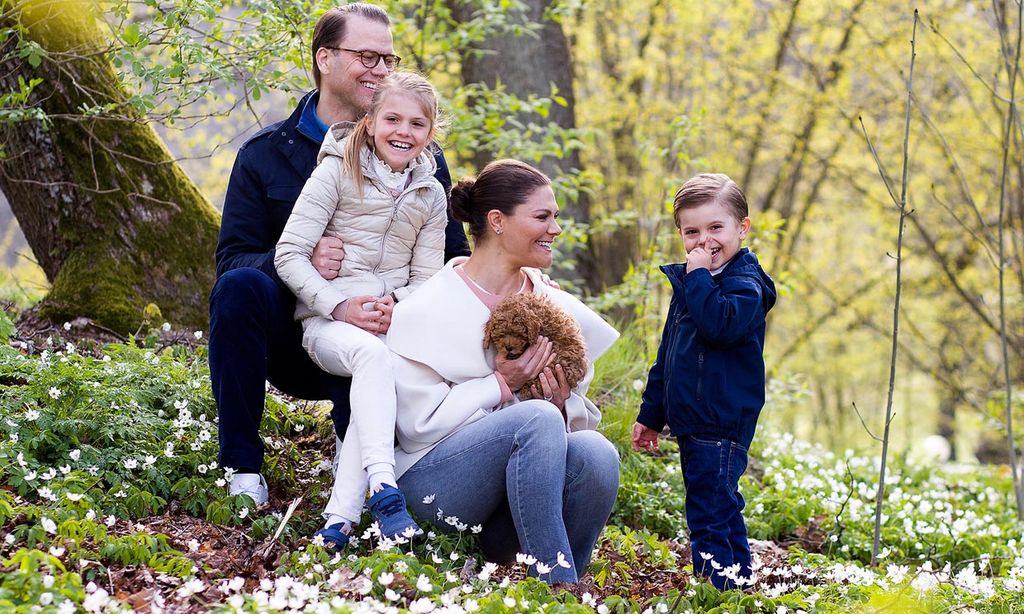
[1,0,1021,457]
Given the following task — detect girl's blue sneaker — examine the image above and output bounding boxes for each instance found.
[368,485,423,540]
[315,523,351,551]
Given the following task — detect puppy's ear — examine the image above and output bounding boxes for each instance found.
[482,320,493,350]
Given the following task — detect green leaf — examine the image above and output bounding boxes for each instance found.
[0,310,14,340]
[123,23,141,47]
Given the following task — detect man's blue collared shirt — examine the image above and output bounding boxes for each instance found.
[296,90,330,144]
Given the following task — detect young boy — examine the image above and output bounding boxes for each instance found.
[632,173,776,590]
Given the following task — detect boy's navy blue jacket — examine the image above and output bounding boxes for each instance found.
[215,90,471,285]
[637,248,776,450]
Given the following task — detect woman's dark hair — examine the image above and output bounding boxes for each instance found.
[449,160,551,242]
[311,3,391,89]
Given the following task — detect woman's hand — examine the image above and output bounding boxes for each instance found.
[532,364,571,410]
[332,295,385,334]
[631,422,660,452]
[495,336,553,391]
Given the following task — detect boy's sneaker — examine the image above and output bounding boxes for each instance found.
[229,473,268,506]
[314,523,351,551]
[368,485,423,540]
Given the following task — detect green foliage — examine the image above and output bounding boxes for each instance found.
[4,0,1024,609]
[0,75,46,127]
[0,309,14,340]
[0,331,1021,610]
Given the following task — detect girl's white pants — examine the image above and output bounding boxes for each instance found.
[302,316,396,521]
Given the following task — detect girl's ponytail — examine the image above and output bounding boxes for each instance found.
[343,117,372,194]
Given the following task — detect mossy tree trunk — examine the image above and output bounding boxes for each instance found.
[0,1,219,333]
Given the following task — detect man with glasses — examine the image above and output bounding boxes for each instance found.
[210,3,470,505]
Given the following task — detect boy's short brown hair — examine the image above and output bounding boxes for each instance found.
[672,173,748,228]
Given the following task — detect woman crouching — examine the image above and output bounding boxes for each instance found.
[386,159,621,584]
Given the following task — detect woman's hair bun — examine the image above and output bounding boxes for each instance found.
[449,176,476,223]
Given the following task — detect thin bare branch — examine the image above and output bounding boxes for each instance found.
[859,116,901,207]
[994,0,1024,520]
[871,9,918,568]
[851,402,883,442]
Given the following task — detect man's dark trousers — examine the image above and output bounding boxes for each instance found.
[211,268,351,473]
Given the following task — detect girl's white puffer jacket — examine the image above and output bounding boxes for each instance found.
[274,123,449,321]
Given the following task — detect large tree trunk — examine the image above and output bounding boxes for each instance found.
[0,1,219,333]
[446,0,599,291]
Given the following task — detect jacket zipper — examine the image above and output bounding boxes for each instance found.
[368,178,430,295]
[371,197,401,295]
[696,351,704,402]
[363,166,433,294]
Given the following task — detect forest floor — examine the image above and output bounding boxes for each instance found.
[1,311,1022,612]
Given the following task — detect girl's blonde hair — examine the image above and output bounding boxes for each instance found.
[343,72,441,194]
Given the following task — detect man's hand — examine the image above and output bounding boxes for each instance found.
[332,295,384,334]
[686,246,711,272]
[495,336,553,391]
[312,235,345,280]
[631,422,661,452]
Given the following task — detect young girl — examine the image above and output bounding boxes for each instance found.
[274,72,448,548]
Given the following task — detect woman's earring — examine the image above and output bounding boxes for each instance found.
[495,227,503,235]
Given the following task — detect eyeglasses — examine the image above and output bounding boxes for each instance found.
[323,47,401,70]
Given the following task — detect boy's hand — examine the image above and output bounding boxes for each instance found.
[686,246,711,271]
[631,422,660,452]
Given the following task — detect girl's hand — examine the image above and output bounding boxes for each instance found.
[495,336,553,391]
[374,295,395,334]
[333,295,385,334]
[532,364,571,411]
[631,422,660,452]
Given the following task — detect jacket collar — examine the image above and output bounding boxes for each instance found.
[661,248,754,286]
[317,123,439,196]
[296,90,330,143]
[660,248,777,310]
[267,90,323,177]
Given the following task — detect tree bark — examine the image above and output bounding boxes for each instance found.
[445,0,599,290]
[0,2,219,333]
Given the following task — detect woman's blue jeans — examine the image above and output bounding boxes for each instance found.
[397,401,620,584]
[680,435,751,590]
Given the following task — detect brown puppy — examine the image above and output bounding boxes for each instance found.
[483,293,588,400]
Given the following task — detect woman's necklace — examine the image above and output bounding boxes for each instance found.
[463,268,527,296]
